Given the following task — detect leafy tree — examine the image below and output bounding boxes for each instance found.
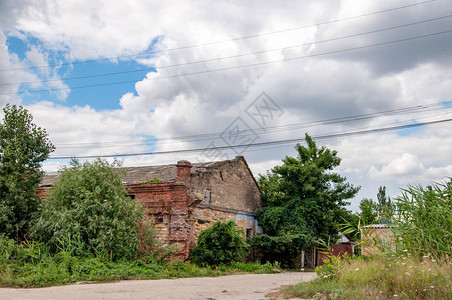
[256,133,360,243]
[359,198,378,225]
[0,104,54,241]
[190,221,249,266]
[31,159,155,261]
[377,186,392,223]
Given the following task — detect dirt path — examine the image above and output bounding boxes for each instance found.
[0,272,315,300]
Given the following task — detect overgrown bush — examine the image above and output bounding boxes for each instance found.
[190,221,249,266]
[249,233,312,268]
[391,180,452,259]
[30,159,156,261]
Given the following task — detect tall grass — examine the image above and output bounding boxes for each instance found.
[391,181,452,259]
[283,255,452,299]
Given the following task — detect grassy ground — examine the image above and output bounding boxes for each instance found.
[280,255,451,299]
[0,236,280,288]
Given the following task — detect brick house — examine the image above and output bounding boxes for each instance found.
[38,156,262,260]
[361,224,395,256]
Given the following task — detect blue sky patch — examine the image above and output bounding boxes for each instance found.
[7,33,157,111]
[397,120,421,136]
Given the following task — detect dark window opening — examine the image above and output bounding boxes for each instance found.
[246,228,253,239]
[127,194,136,199]
[156,214,164,224]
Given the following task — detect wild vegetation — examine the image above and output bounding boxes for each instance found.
[280,180,452,299]
[0,234,278,287]
[252,133,359,267]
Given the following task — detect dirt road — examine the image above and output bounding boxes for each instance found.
[0,272,315,300]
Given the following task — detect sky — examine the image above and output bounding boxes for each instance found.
[1,0,451,211]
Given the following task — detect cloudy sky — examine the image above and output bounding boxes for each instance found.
[1,0,451,210]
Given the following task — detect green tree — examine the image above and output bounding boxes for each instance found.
[377,186,392,223]
[0,104,54,241]
[359,198,378,225]
[257,133,360,243]
[31,159,155,261]
[190,221,249,266]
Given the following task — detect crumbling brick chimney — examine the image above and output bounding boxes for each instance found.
[176,160,192,184]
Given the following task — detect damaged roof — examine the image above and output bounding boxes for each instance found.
[40,156,250,186]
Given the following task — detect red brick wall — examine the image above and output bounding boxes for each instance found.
[128,183,194,260]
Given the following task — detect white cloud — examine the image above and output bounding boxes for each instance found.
[0,0,451,212]
[370,153,425,178]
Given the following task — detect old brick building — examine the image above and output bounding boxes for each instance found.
[39,156,262,259]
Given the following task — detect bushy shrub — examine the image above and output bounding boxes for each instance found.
[190,221,249,266]
[30,159,155,261]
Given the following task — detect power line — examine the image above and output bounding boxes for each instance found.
[3,14,451,87]
[47,117,452,160]
[4,28,452,95]
[54,109,452,151]
[0,0,438,73]
[53,101,451,149]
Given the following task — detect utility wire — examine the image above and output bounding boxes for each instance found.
[54,109,452,151]
[4,28,452,95]
[53,101,451,149]
[0,0,437,72]
[3,14,450,87]
[47,117,452,159]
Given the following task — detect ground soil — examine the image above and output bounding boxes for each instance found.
[0,272,316,300]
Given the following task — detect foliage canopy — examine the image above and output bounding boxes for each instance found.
[31,159,153,261]
[256,134,359,243]
[0,104,54,241]
[359,198,378,225]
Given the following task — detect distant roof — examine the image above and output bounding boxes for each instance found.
[363,224,394,229]
[40,156,249,186]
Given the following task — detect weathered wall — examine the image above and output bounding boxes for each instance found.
[188,157,262,242]
[191,206,257,240]
[128,183,194,260]
[190,157,261,215]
